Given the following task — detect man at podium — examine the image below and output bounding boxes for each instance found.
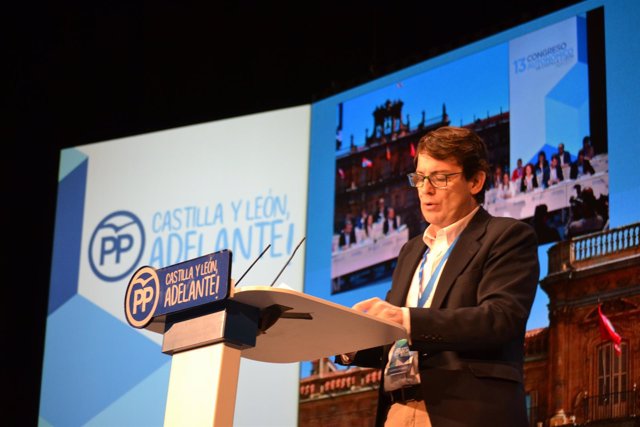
[338,126,539,427]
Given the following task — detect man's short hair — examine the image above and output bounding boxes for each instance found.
[415,126,490,203]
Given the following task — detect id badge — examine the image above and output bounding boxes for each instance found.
[383,339,421,392]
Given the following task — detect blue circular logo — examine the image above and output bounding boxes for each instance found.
[124,266,160,329]
[89,211,145,282]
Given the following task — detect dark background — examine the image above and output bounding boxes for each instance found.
[9,1,583,423]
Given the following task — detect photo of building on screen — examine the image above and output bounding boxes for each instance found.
[330,8,608,295]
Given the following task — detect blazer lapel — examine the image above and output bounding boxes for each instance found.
[430,208,490,309]
[388,239,427,306]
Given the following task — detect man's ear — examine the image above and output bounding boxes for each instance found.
[469,171,486,195]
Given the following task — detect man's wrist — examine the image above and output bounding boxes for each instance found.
[401,307,411,332]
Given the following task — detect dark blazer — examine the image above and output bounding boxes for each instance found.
[347,208,539,427]
[382,216,398,235]
[570,159,595,179]
[544,165,564,187]
[559,151,571,166]
[338,228,357,248]
[535,161,550,188]
[520,174,538,193]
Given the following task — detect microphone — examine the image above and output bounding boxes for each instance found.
[270,237,306,287]
[234,244,271,287]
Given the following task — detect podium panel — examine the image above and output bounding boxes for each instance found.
[233,286,407,363]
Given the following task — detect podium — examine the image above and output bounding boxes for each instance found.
[161,285,407,426]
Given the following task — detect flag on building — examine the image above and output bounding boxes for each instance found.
[362,157,373,168]
[598,304,622,355]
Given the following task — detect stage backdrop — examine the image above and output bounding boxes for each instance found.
[40,0,640,425]
[40,105,310,426]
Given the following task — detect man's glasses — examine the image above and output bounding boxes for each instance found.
[407,172,462,189]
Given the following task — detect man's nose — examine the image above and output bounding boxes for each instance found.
[420,179,436,194]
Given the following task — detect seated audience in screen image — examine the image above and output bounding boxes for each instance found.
[356,207,369,230]
[363,213,381,242]
[338,219,357,249]
[547,154,564,187]
[383,207,400,235]
[511,158,524,183]
[532,204,560,245]
[375,197,387,223]
[582,135,595,160]
[520,163,539,193]
[567,186,605,237]
[556,142,571,167]
[498,172,514,199]
[535,151,550,188]
[570,149,596,180]
[337,125,539,427]
[490,165,503,189]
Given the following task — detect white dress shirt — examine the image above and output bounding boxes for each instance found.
[400,206,480,334]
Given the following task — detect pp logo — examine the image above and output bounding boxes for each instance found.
[89,211,145,282]
[124,266,160,329]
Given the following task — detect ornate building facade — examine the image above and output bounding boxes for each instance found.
[528,222,640,427]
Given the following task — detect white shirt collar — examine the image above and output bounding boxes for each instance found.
[422,206,480,249]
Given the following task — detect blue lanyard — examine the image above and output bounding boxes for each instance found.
[417,236,459,307]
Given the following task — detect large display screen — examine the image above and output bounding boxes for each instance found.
[329,11,607,295]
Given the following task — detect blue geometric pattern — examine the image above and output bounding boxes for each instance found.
[84,362,170,427]
[58,148,89,181]
[39,295,169,426]
[48,151,87,315]
[545,63,590,153]
[577,15,587,64]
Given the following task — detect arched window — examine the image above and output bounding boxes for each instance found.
[596,341,629,419]
[525,390,539,426]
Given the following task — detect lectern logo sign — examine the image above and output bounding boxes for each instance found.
[124,266,160,328]
[123,250,232,330]
[89,211,145,282]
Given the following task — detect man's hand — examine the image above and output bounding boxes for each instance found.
[352,297,404,326]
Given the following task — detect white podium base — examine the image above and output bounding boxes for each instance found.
[164,343,241,427]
